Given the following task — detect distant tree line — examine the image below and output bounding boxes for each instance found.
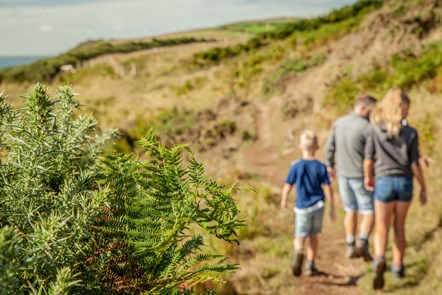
[0,37,210,83]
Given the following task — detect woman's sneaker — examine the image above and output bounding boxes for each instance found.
[391,264,406,279]
[292,251,304,277]
[372,257,386,290]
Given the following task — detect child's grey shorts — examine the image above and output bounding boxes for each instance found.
[294,206,324,238]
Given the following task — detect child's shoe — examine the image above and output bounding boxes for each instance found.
[355,238,373,262]
[372,257,386,290]
[391,264,405,279]
[291,250,304,277]
[304,260,321,276]
[345,242,359,258]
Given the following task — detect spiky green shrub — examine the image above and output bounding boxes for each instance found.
[0,84,243,294]
[0,84,112,293]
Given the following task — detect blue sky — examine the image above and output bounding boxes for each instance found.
[0,0,357,56]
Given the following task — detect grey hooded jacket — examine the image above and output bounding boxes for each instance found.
[364,124,420,178]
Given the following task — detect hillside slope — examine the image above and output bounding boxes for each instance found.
[1,0,442,294]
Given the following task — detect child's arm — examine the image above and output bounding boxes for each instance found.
[411,163,427,205]
[280,183,293,208]
[323,184,335,221]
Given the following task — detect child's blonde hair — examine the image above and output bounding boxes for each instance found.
[300,130,318,151]
[370,87,410,138]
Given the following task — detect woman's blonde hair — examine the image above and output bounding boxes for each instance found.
[370,87,410,138]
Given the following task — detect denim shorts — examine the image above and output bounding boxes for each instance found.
[294,206,324,238]
[338,177,374,214]
[374,176,413,203]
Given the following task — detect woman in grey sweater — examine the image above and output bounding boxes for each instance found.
[363,88,427,290]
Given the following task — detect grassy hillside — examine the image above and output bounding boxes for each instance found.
[1,0,442,293]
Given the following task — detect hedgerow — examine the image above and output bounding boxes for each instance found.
[0,37,208,83]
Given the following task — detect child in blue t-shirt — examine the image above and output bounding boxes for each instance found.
[281,130,335,276]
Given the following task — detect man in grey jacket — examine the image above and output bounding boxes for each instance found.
[325,94,377,261]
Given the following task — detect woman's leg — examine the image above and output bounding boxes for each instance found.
[392,201,411,266]
[374,200,395,258]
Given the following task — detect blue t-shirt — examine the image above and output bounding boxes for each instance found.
[285,159,330,209]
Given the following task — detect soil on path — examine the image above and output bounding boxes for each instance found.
[276,225,370,295]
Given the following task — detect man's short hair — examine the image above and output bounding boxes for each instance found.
[300,130,318,151]
[354,94,377,108]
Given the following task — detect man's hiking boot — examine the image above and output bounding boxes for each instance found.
[372,257,386,290]
[291,251,304,277]
[391,264,406,280]
[355,239,373,262]
[304,260,321,276]
[346,242,359,259]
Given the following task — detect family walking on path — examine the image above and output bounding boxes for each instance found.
[280,87,428,291]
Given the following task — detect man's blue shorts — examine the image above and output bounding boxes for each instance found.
[338,177,374,214]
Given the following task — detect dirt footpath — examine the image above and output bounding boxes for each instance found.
[277,224,370,295]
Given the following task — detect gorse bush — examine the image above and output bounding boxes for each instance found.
[0,84,109,294]
[0,84,243,294]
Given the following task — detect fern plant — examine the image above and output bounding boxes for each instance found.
[86,131,243,294]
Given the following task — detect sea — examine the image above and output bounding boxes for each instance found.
[0,56,48,69]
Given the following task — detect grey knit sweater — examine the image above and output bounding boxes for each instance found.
[325,112,372,178]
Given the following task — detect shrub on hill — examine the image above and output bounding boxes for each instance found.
[194,0,383,65]
[323,41,442,112]
[116,105,243,154]
[0,37,208,83]
[262,55,327,96]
